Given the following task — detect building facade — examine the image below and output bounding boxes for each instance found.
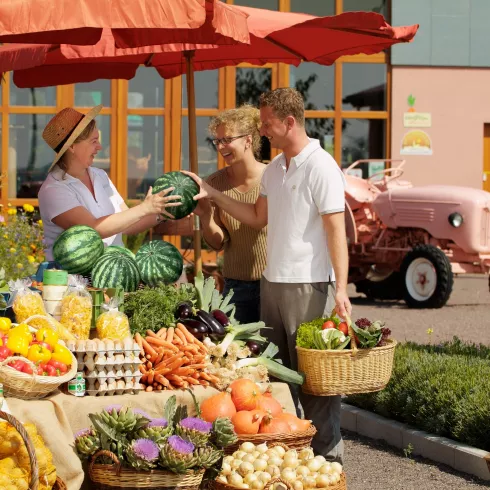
[0,0,392,262]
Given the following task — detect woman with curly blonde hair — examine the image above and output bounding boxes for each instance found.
[195,104,267,323]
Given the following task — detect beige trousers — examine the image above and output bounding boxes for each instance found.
[260,276,344,464]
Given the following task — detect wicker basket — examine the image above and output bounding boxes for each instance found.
[297,313,396,396]
[88,450,205,489]
[225,425,317,454]
[0,410,67,490]
[0,353,78,400]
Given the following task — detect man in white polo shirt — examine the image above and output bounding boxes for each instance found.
[184,87,351,463]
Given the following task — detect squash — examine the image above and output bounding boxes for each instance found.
[258,413,291,434]
[276,413,312,432]
[231,410,265,435]
[200,389,237,423]
[230,379,261,411]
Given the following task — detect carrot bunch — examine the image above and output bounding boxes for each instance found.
[134,323,219,391]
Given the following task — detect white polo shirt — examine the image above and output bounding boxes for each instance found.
[39,166,125,261]
[260,139,346,283]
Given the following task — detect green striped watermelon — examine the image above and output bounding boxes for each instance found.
[91,252,141,292]
[53,225,104,275]
[152,171,199,220]
[135,240,183,286]
[103,245,135,260]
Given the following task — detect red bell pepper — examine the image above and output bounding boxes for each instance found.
[47,359,68,375]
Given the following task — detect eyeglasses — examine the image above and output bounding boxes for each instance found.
[212,134,248,146]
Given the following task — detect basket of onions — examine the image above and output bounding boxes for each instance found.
[199,380,317,455]
[213,442,347,490]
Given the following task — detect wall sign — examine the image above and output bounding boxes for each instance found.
[403,94,431,128]
[400,129,433,155]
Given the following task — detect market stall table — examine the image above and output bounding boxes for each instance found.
[5,383,296,490]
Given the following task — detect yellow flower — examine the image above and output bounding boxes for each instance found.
[426,328,433,335]
[37,219,43,227]
[7,203,11,207]
[27,255,35,263]
[3,234,8,239]
[7,208,17,216]
[23,204,35,213]
[16,263,23,269]
[9,248,16,253]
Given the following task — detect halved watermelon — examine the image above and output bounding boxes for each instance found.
[53,225,104,275]
[135,240,183,286]
[152,171,199,220]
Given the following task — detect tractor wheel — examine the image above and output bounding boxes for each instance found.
[401,244,453,308]
[355,272,404,300]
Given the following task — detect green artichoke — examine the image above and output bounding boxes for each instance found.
[211,417,238,448]
[95,405,150,434]
[74,428,100,460]
[160,436,197,474]
[133,418,172,444]
[194,446,223,469]
[175,417,212,447]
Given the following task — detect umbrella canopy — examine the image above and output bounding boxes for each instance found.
[0,0,249,47]
[0,9,418,87]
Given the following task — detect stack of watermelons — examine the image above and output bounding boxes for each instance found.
[52,171,198,292]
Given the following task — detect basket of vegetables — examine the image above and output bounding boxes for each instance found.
[0,410,66,490]
[0,321,77,400]
[296,312,396,396]
[213,442,347,490]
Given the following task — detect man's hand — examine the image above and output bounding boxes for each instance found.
[334,288,352,319]
[182,171,217,201]
[193,198,213,217]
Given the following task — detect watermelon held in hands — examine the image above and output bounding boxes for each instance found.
[53,225,104,275]
[103,245,135,260]
[135,240,184,286]
[152,171,199,220]
[91,252,141,292]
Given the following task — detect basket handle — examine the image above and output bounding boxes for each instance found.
[89,450,122,479]
[0,410,39,490]
[331,308,358,357]
[264,478,293,490]
[269,442,290,452]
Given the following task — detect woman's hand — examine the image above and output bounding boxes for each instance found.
[142,186,182,218]
[193,198,213,217]
[181,171,216,201]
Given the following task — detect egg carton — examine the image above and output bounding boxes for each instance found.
[85,368,143,384]
[85,378,145,396]
[76,352,142,370]
[66,338,142,358]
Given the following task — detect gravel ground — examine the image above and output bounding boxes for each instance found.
[347,274,490,345]
[341,275,490,489]
[342,431,490,490]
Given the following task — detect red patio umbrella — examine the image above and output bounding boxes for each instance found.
[0,0,250,47]
[0,8,418,270]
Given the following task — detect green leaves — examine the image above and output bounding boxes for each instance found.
[351,324,382,348]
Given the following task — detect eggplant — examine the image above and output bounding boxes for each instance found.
[197,309,226,339]
[181,318,209,338]
[175,302,193,320]
[246,340,262,356]
[211,309,230,327]
[187,326,205,340]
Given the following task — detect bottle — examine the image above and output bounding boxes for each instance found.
[68,372,86,397]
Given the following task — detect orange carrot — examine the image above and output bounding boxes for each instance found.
[166,327,174,344]
[177,323,207,351]
[141,338,158,357]
[157,327,167,338]
[146,337,179,352]
[145,386,153,392]
[146,330,159,338]
[134,333,145,355]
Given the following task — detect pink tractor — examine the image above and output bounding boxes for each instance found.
[344,160,490,308]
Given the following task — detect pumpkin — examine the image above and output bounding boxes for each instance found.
[259,413,291,434]
[276,413,312,432]
[231,410,265,435]
[255,394,283,416]
[230,379,261,411]
[200,390,237,422]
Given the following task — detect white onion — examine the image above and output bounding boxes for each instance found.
[306,459,322,473]
[330,462,343,475]
[281,469,296,482]
[258,472,272,484]
[217,475,228,484]
[331,473,341,484]
[233,451,247,460]
[232,460,242,470]
[253,451,261,459]
[315,474,330,488]
[238,462,255,477]
[240,442,256,453]
[266,465,280,478]
[229,472,244,486]
[224,456,235,466]
[261,453,270,461]
[268,456,283,467]
[293,481,304,490]
[313,456,326,465]
[296,465,310,478]
[238,484,250,489]
[221,463,232,476]
[243,454,256,464]
[298,448,314,461]
[253,459,268,472]
[256,443,268,454]
[251,480,265,490]
[244,473,258,485]
[303,476,317,489]
[273,445,286,456]
[319,464,331,475]
[266,449,280,459]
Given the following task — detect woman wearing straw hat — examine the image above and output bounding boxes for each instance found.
[38,105,181,260]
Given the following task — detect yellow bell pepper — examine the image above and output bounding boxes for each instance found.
[6,336,29,357]
[35,327,59,349]
[8,324,32,341]
[27,344,51,364]
[0,318,12,334]
[51,344,72,366]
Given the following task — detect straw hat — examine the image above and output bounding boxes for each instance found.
[42,104,102,172]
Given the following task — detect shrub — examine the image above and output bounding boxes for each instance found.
[346,337,490,451]
[0,204,45,281]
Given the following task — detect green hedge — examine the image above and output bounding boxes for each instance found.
[345,337,490,451]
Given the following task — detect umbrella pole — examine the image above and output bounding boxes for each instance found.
[185,50,202,275]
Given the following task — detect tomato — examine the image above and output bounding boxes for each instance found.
[322,320,336,330]
[45,364,57,377]
[21,362,33,375]
[47,359,68,375]
[8,360,26,372]
[337,322,349,336]
[0,346,12,360]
